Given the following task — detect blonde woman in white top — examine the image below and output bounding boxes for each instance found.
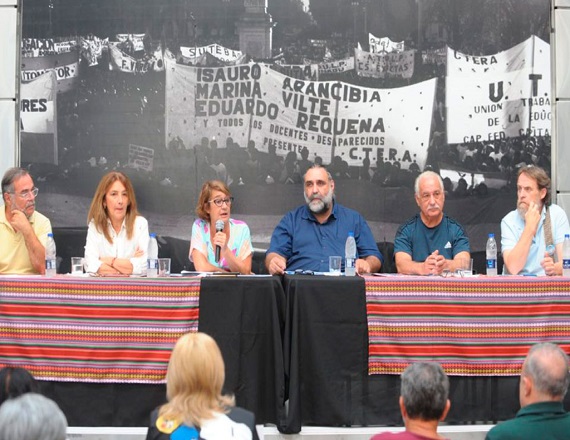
[84,171,149,275]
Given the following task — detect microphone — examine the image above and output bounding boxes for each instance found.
[215,219,224,262]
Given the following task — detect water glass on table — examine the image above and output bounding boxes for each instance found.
[456,258,473,277]
[329,256,342,275]
[71,257,84,275]
[158,258,171,277]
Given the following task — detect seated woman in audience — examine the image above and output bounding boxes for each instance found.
[0,366,39,406]
[145,332,258,440]
[189,180,252,274]
[84,171,149,275]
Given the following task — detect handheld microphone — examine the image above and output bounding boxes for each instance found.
[215,219,224,262]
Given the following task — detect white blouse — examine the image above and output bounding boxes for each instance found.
[84,215,149,275]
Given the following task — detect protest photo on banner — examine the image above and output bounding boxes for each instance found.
[19,0,551,252]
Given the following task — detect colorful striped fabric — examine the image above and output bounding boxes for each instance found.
[365,276,570,376]
[0,276,200,383]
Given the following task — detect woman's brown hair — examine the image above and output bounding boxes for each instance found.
[195,180,231,222]
[87,171,140,243]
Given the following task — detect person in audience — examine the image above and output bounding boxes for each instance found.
[1,167,52,274]
[485,342,570,440]
[370,362,451,440]
[145,332,258,440]
[84,171,149,275]
[501,165,570,275]
[266,164,382,274]
[0,393,67,440]
[189,180,252,274]
[0,366,39,406]
[394,171,470,275]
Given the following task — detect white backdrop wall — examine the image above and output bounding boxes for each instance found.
[555,0,570,215]
[0,0,18,177]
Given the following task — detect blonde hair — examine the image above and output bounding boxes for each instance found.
[195,180,231,222]
[87,171,139,244]
[159,332,234,428]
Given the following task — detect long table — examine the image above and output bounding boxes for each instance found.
[0,275,286,427]
[280,274,570,433]
[2,274,570,433]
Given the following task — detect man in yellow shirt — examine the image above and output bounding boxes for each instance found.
[1,168,52,274]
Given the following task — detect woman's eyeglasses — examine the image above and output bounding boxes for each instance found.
[208,197,234,207]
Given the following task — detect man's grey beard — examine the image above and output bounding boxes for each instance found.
[305,190,334,214]
[517,201,542,220]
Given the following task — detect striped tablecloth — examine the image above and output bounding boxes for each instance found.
[365,276,570,376]
[0,276,200,383]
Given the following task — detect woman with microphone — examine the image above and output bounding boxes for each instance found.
[189,180,252,274]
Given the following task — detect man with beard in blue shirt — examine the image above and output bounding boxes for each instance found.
[265,165,382,275]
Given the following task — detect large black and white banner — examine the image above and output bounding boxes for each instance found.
[446,36,551,144]
[19,0,551,254]
[166,63,435,169]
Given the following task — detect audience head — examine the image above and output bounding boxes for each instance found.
[520,342,570,407]
[303,165,335,215]
[516,165,551,216]
[2,167,38,219]
[161,332,234,427]
[414,171,445,224]
[0,393,67,440]
[400,362,450,422]
[87,171,139,242]
[195,180,232,224]
[0,366,39,406]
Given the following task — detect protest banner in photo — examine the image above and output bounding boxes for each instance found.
[369,33,405,54]
[20,49,79,93]
[128,144,154,171]
[446,35,551,144]
[21,38,77,57]
[180,44,245,64]
[318,57,355,75]
[271,63,319,81]
[422,48,447,66]
[355,47,415,79]
[20,70,57,164]
[79,35,108,66]
[166,63,436,169]
[116,33,146,51]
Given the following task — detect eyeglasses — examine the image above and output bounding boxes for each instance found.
[10,187,39,199]
[208,197,233,207]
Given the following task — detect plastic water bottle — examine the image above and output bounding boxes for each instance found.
[345,231,357,276]
[45,232,57,276]
[147,233,158,277]
[486,233,497,276]
[563,234,570,277]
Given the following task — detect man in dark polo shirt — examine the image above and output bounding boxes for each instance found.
[265,164,382,274]
[486,342,570,440]
[394,170,470,275]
